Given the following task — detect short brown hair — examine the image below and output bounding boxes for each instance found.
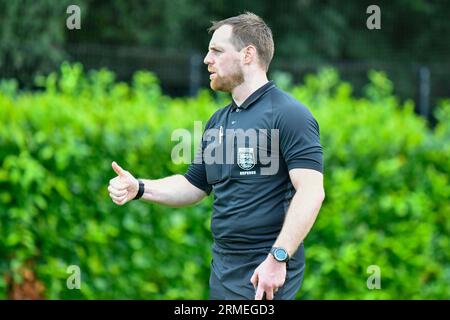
[208,12,274,72]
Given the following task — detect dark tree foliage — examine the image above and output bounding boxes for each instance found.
[1,0,449,89]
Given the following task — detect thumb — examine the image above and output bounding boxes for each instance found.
[112,161,127,177]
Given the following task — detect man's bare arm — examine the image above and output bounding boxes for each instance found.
[273,168,325,257]
[139,174,207,207]
[251,168,325,300]
[108,161,207,207]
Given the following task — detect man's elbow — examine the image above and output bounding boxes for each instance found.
[319,188,325,203]
[295,184,325,202]
[311,188,325,205]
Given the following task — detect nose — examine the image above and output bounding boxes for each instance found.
[204,51,213,65]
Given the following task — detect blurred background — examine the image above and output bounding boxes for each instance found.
[0,0,449,299]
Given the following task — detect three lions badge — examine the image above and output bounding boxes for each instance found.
[238,147,255,171]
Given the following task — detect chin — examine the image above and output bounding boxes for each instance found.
[210,80,224,92]
[210,79,233,93]
[209,80,218,90]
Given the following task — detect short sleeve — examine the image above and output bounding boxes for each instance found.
[183,117,215,195]
[184,144,212,195]
[275,103,323,173]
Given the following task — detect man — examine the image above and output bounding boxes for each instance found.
[108,12,325,300]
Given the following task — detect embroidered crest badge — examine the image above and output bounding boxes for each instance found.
[237,147,255,170]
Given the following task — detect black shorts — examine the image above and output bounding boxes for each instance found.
[209,243,305,300]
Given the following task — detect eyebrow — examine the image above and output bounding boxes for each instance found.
[209,45,224,51]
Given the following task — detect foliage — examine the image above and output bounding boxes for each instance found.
[69,0,450,62]
[0,0,75,85]
[292,68,450,299]
[1,1,450,86]
[0,63,448,299]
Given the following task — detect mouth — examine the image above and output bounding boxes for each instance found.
[208,70,216,80]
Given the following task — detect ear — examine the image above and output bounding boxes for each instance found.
[243,45,257,65]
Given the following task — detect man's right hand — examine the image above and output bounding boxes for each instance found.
[108,161,139,205]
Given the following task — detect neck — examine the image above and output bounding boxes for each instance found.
[231,71,268,106]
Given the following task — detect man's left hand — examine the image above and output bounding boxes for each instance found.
[250,254,287,300]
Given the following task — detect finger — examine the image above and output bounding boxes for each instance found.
[255,284,264,300]
[110,193,127,203]
[117,197,128,205]
[110,192,127,201]
[250,272,258,290]
[112,161,127,177]
[108,185,125,194]
[108,186,127,197]
[110,179,128,191]
[113,199,124,206]
[266,288,274,300]
[113,196,128,206]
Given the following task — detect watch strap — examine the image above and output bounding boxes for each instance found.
[133,179,145,200]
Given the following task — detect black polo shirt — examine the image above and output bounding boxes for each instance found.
[184,81,323,251]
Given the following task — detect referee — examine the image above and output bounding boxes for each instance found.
[108,12,325,300]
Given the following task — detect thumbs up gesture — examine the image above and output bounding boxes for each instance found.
[108,161,139,205]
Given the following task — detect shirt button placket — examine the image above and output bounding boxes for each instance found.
[228,108,239,178]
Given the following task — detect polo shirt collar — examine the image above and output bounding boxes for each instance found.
[231,80,275,111]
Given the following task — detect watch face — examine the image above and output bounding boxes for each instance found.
[275,248,288,261]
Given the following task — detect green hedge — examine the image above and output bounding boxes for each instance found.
[0,63,449,299]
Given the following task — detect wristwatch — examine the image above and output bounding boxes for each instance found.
[270,247,290,263]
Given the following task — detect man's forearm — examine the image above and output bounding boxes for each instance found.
[273,188,325,257]
[139,174,206,207]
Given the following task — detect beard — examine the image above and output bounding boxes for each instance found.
[210,64,244,92]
